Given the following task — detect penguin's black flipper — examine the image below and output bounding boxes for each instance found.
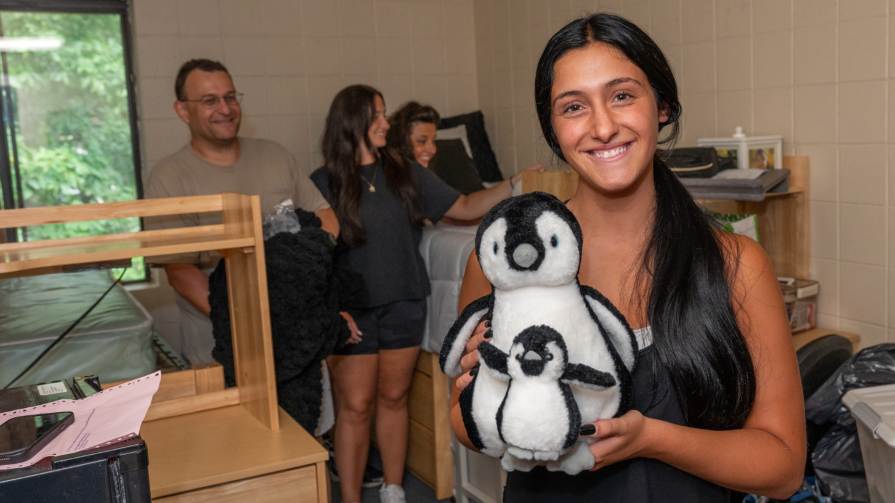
[560,382,582,449]
[440,295,492,377]
[459,366,485,450]
[561,363,617,389]
[478,341,509,380]
[580,285,638,372]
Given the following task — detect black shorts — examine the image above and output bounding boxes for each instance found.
[335,299,427,355]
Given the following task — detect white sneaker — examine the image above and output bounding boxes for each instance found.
[378,484,406,503]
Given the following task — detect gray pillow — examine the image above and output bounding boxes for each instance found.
[430,139,484,195]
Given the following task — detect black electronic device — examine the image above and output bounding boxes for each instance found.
[0,376,151,502]
[665,146,733,178]
[0,435,150,503]
[0,411,74,465]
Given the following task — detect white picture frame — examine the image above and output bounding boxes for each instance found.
[697,132,783,170]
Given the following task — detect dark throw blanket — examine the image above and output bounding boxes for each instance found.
[208,210,358,433]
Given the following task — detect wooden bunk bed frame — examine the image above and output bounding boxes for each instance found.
[0,194,329,502]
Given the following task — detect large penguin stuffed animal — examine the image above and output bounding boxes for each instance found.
[440,191,638,475]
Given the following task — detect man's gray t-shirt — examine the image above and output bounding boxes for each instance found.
[311,161,459,308]
[143,138,328,365]
[145,137,328,266]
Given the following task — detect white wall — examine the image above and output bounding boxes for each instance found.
[132,0,479,175]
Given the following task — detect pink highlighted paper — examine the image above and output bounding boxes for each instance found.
[0,371,160,470]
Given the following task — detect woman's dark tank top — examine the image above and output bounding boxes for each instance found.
[502,328,729,502]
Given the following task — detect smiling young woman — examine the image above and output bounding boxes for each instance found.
[384,101,537,227]
[450,13,805,503]
[384,103,440,168]
[310,85,528,503]
[549,42,667,199]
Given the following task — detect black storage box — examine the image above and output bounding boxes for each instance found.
[0,435,150,502]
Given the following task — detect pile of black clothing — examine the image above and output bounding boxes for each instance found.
[208,209,363,433]
[806,344,895,503]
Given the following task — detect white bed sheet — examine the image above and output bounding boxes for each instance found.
[419,223,477,353]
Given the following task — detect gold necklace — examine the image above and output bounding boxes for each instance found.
[360,166,377,192]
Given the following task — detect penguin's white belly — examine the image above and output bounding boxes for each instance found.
[501,380,570,456]
[490,284,622,421]
[491,285,604,360]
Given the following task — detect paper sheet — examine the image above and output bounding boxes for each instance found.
[713,168,765,180]
[0,371,160,470]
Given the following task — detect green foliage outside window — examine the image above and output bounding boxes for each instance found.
[3,11,143,280]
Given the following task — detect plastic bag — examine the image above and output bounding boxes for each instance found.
[805,344,895,428]
[811,425,868,503]
[804,344,895,503]
[262,198,302,239]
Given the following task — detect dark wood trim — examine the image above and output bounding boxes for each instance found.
[0,0,125,14]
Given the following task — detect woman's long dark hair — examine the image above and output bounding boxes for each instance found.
[321,85,426,246]
[535,14,755,429]
[387,101,440,162]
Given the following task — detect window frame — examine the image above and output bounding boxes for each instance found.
[0,0,144,212]
[0,0,147,280]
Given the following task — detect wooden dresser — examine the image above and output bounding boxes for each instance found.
[144,407,327,502]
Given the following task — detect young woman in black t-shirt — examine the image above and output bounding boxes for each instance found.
[450,14,805,502]
[312,85,516,503]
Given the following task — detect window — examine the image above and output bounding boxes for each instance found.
[0,0,144,281]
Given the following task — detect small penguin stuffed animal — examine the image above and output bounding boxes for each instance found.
[440,191,638,475]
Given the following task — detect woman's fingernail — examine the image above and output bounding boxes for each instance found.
[579,424,596,436]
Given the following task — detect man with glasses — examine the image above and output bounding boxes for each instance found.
[145,58,338,365]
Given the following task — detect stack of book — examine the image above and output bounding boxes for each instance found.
[679,168,790,201]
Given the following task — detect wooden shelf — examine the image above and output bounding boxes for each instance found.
[0,225,254,277]
[698,156,810,279]
[764,189,805,199]
[0,193,262,276]
[142,406,327,500]
[0,193,279,430]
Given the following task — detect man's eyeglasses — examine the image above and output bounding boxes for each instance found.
[180,92,244,109]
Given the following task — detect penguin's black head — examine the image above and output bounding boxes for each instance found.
[475,192,583,289]
[509,325,568,377]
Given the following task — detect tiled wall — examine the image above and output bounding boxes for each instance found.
[474,0,894,346]
[132,0,478,174]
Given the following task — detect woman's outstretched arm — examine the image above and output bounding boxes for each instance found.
[443,178,516,221]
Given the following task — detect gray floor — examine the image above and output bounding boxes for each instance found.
[329,446,452,503]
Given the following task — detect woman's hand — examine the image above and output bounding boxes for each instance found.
[340,311,363,344]
[583,410,654,470]
[454,319,490,392]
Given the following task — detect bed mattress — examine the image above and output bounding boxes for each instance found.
[0,270,155,387]
[419,223,477,353]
